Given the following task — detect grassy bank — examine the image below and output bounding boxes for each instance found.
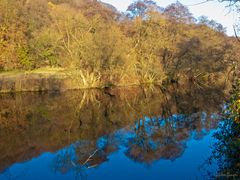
[0,68,66,93]
[0,67,233,93]
[0,68,164,93]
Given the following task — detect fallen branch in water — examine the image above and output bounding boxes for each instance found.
[82,149,99,166]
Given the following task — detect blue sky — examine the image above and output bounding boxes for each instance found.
[101,0,237,36]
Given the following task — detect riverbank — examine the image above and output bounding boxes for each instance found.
[0,68,233,93]
[0,68,146,93]
[0,68,68,93]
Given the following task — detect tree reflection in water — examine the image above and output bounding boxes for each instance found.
[211,119,240,179]
[206,82,240,179]
[0,84,229,178]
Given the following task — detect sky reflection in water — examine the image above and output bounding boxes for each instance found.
[0,85,227,179]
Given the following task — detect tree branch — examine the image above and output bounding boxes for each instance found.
[187,0,214,6]
[233,25,240,42]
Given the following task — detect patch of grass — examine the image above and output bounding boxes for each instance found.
[0,67,66,77]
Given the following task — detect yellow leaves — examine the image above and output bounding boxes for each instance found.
[0,0,238,88]
[48,2,56,10]
[234,117,240,124]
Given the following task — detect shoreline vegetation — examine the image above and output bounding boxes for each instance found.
[0,67,234,93]
[0,67,164,93]
[0,0,239,93]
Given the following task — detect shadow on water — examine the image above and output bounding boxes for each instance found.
[0,83,230,179]
[203,119,240,179]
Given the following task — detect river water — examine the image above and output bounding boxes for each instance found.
[0,85,228,179]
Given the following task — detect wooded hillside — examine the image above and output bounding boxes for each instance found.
[0,0,239,87]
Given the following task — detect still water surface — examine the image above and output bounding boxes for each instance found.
[0,85,228,179]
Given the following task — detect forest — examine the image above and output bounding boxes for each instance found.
[0,0,239,89]
[0,0,240,179]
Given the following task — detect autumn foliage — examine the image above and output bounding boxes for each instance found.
[0,0,239,87]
